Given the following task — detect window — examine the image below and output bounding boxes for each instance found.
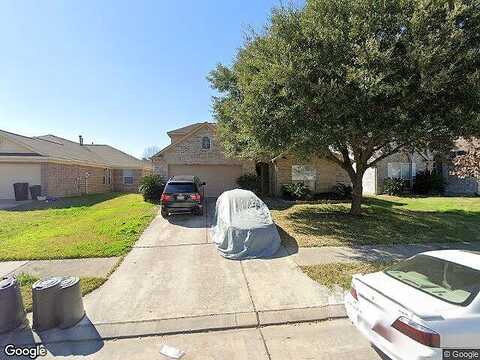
[292,165,316,191]
[201,136,211,150]
[385,255,480,306]
[123,169,134,185]
[164,182,197,194]
[103,169,112,185]
[387,162,415,180]
[292,165,316,181]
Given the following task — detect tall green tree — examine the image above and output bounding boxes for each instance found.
[208,0,480,215]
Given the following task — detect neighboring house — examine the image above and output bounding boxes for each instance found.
[0,129,151,200]
[152,122,350,197]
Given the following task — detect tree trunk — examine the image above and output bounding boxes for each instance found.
[350,174,364,216]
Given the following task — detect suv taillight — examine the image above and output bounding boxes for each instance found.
[191,193,201,202]
[161,194,171,203]
[392,317,440,348]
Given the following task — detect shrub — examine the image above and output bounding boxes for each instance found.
[139,175,165,202]
[281,182,312,200]
[413,171,444,194]
[383,178,409,196]
[236,173,260,193]
[333,183,353,199]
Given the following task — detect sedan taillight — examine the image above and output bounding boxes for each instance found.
[350,286,358,301]
[161,194,172,203]
[392,317,440,348]
[191,193,201,202]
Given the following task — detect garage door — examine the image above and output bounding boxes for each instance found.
[168,164,242,197]
[0,164,42,199]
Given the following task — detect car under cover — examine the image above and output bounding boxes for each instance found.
[211,189,281,259]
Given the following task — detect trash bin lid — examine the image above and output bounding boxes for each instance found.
[33,277,62,291]
[0,276,16,290]
[60,276,80,289]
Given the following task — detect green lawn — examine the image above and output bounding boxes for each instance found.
[270,196,480,247]
[0,193,157,261]
[302,262,394,289]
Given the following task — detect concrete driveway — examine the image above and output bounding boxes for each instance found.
[2,198,353,357]
[81,198,343,337]
[0,199,32,210]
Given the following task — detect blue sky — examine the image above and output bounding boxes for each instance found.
[0,0,302,158]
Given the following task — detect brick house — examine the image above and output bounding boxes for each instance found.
[0,129,151,200]
[152,122,351,197]
[153,122,479,197]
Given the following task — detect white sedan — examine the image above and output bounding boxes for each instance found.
[345,250,480,360]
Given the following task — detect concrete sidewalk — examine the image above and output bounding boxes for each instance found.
[289,241,480,266]
[37,319,380,360]
[0,257,120,279]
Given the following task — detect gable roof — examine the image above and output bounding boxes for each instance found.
[0,129,147,169]
[154,122,217,158]
[167,122,215,136]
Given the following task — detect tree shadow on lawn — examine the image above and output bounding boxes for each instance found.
[284,198,480,247]
[6,192,125,212]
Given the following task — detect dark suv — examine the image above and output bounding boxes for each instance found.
[160,175,205,217]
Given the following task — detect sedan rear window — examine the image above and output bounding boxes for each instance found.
[385,255,480,306]
[164,182,197,194]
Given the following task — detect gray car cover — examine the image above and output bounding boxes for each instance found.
[211,189,281,259]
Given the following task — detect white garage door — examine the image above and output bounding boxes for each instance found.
[0,163,42,199]
[168,164,243,197]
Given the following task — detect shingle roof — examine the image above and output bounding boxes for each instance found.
[85,144,150,169]
[0,130,147,169]
[167,122,215,135]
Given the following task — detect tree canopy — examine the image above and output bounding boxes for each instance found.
[208,0,480,214]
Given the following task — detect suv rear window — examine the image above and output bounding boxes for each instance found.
[385,255,480,306]
[164,182,197,194]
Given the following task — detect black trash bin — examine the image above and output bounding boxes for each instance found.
[29,185,42,200]
[13,183,29,201]
[57,277,85,329]
[32,277,62,331]
[0,277,26,334]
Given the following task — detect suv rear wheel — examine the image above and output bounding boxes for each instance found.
[161,207,169,218]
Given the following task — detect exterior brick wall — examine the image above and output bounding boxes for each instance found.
[442,164,479,195]
[112,169,145,193]
[373,152,428,194]
[272,155,351,195]
[41,163,113,197]
[152,126,254,177]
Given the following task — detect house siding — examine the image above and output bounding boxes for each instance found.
[272,155,351,196]
[42,163,113,197]
[152,126,255,178]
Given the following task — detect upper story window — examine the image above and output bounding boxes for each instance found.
[202,136,211,150]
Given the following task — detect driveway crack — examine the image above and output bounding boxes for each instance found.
[240,261,272,360]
